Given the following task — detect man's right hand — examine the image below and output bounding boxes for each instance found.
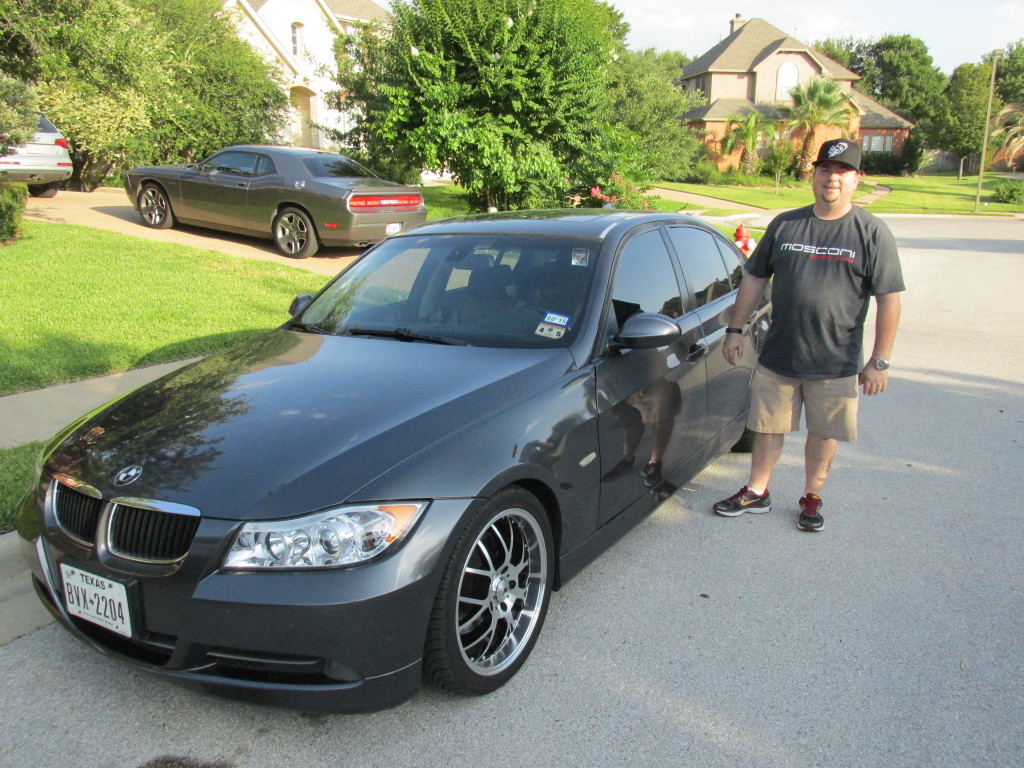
[723,332,744,365]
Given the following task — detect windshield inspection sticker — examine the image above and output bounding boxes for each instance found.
[571,248,590,267]
[536,312,571,340]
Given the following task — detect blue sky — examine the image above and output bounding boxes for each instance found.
[614,0,1024,74]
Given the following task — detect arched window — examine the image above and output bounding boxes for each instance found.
[775,62,799,101]
[291,23,305,57]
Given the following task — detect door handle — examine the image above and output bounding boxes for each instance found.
[687,342,707,362]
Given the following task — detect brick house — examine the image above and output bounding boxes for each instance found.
[227,0,390,149]
[680,16,913,170]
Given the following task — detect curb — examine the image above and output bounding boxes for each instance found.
[0,530,53,646]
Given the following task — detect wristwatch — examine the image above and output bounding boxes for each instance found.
[725,327,744,335]
[871,357,891,371]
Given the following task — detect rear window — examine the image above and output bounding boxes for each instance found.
[301,155,376,179]
[37,115,58,133]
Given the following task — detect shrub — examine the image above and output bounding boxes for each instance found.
[0,182,28,243]
[579,173,654,210]
[992,179,1024,205]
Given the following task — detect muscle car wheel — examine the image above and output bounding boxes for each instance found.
[273,206,320,258]
[424,488,553,695]
[138,183,175,229]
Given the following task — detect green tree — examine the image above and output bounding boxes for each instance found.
[0,0,287,189]
[993,105,1024,167]
[784,78,855,179]
[995,40,1024,104]
[331,0,630,210]
[132,0,288,165]
[721,110,773,174]
[814,34,947,140]
[0,73,38,155]
[938,62,1003,179]
[605,48,704,182]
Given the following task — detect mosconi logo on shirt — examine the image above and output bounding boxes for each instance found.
[779,242,857,263]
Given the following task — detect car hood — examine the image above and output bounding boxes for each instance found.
[45,330,576,521]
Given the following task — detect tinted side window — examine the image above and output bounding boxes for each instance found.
[609,230,685,329]
[254,155,277,176]
[714,237,746,289]
[206,151,258,176]
[665,226,732,307]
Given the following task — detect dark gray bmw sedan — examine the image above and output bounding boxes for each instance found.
[16,210,769,712]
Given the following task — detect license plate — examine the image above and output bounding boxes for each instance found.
[385,222,402,236]
[60,564,133,637]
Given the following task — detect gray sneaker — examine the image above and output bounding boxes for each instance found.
[797,494,825,531]
[713,486,772,517]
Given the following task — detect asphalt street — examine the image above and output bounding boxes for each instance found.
[1,214,1022,768]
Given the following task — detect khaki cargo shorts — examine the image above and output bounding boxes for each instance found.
[747,364,859,442]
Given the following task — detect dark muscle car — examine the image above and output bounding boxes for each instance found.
[124,145,427,257]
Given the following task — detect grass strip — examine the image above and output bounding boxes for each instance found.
[0,441,43,534]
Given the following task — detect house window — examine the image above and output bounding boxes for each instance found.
[291,23,304,57]
[775,62,799,101]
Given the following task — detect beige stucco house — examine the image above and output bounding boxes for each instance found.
[680,16,913,170]
[227,0,389,149]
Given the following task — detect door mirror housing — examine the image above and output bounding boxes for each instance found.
[610,312,681,351]
[289,294,313,317]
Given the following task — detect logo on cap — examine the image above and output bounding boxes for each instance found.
[828,141,850,158]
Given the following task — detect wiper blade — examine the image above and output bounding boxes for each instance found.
[290,320,331,335]
[343,327,467,346]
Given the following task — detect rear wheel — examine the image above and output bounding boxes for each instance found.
[138,183,175,229]
[424,488,553,696]
[29,182,59,198]
[273,206,319,258]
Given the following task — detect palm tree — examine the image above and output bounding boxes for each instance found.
[721,111,774,174]
[784,78,856,179]
[993,104,1024,168]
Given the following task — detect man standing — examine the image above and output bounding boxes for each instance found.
[714,138,904,531]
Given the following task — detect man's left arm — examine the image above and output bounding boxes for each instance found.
[860,291,902,395]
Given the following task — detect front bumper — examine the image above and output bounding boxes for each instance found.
[18,492,474,713]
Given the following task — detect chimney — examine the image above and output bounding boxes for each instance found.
[730,14,746,34]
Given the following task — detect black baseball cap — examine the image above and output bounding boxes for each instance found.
[813,139,861,171]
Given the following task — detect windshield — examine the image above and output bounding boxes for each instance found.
[302,155,376,179]
[297,233,601,348]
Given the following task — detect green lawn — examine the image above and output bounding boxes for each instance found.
[656,180,817,209]
[864,173,1024,214]
[0,221,330,396]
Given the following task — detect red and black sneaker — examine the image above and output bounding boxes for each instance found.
[713,486,772,517]
[798,494,825,531]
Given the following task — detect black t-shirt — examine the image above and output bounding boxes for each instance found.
[744,205,905,379]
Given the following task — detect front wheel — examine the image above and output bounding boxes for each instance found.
[273,207,319,258]
[137,183,175,229]
[424,488,553,696]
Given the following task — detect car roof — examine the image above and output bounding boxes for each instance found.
[402,209,727,240]
[220,145,342,160]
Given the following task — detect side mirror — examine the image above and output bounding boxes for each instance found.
[611,312,681,350]
[289,294,312,317]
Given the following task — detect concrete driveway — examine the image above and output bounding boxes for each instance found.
[1,214,1021,768]
[23,187,362,278]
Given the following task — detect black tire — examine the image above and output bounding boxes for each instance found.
[424,487,553,696]
[28,182,59,198]
[137,183,175,229]
[731,426,756,453]
[273,206,319,258]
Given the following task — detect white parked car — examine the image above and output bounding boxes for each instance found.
[0,114,73,198]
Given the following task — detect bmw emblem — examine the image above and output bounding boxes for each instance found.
[113,465,144,487]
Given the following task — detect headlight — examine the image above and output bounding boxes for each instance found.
[223,502,427,570]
